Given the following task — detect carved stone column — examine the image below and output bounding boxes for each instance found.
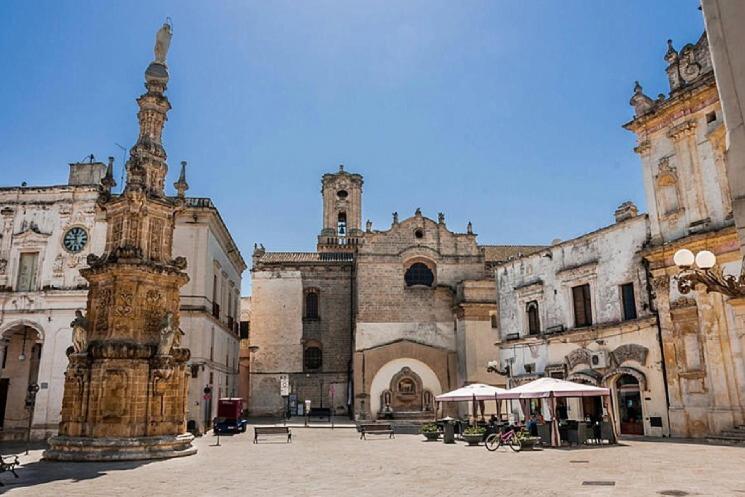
[693,290,740,433]
[650,272,689,434]
[723,297,745,426]
[669,120,708,226]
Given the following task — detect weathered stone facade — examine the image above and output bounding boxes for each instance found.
[249,166,540,418]
[494,210,670,436]
[626,33,745,439]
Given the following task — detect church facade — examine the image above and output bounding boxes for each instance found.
[248,166,541,418]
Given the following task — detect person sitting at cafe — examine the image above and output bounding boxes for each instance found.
[526,412,539,436]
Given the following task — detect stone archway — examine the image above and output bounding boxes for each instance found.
[0,321,44,433]
[602,367,647,436]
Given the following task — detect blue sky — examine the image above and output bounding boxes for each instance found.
[0,1,704,293]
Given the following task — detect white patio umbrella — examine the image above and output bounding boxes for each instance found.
[498,377,610,399]
[435,383,508,402]
[436,383,508,422]
[498,377,614,447]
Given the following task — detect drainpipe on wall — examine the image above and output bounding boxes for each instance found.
[642,257,672,436]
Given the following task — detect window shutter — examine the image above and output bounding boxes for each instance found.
[621,283,637,320]
[573,284,591,327]
[16,253,38,292]
[583,285,592,326]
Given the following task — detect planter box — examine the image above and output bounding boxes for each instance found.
[462,433,484,446]
[422,432,440,441]
[519,436,542,450]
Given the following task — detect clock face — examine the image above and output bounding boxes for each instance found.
[63,227,88,253]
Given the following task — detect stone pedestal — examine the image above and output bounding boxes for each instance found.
[44,433,196,462]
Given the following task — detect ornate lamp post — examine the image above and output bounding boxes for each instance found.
[673,249,745,297]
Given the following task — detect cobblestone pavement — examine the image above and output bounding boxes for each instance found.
[2,429,744,497]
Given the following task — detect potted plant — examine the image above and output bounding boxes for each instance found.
[516,429,542,450]
[462,425,486,446]
[420,422,440,441]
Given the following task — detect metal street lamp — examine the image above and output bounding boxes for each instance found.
[673,248,745,297]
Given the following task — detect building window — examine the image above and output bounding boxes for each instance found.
[526,301,540,335]
[404,262,434,287]
[212,274,220,319]
[337,212,347,236]
[16,252,39,292]
[706,111,717,124]
[572,284,592,327]
[304,346,322,370]
[621,283,637,321]
[239,321,249,340]
[490,312,498,329]
[305,290,319,319]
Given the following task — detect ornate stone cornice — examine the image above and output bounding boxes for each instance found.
[668,120,698,141]
[634,139,652,156]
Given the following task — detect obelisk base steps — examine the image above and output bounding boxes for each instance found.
[43,433,196,462]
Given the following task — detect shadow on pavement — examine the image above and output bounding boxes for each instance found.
[0,441,156,491]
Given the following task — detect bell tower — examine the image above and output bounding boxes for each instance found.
[318,164,363,253]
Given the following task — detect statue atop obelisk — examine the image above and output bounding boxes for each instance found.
[45,20,196,461]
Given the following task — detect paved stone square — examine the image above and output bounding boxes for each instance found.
[2,428,744,497]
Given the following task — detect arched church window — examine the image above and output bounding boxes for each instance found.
[404,262,434,287]
[304,346,322,370]
[337,212,347,236]
[305,290,319,319]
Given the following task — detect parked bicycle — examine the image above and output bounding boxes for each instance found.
[484,428,524,452]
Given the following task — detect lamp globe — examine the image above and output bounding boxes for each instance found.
[695,250,716,269]
[673,248,695,268]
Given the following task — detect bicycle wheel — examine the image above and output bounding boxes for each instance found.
[508,437,522,452]
[484,433,501,451]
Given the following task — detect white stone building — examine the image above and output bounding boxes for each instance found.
[494,205,670,437]
[0,163,245,440]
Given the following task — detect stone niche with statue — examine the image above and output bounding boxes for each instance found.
[44,21,196,461]
[379,367,434,416]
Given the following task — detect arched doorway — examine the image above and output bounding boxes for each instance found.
[0,323,44,433]
[616,374,643,435]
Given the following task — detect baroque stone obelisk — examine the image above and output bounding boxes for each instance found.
[44,21,196,461]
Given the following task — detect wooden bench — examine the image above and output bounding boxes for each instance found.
[307,407,332,421]
[359,423,395,440]
[0,455,19,486]
[253,426,292,444]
